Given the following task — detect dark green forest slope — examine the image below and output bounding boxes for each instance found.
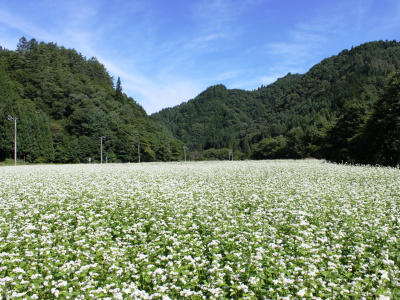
[152,40,400,165]
[0,38,183,163]
[1,39,399,165]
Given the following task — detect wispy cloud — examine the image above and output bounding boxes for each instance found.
[192,0,236,32]
[1,0,400,114]
[0,7,54,49]
[262,0,360,76]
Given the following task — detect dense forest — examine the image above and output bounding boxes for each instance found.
[0,38,183,163]
[153,40,400,166]
[1,38,399,166]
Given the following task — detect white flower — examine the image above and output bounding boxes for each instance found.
[297,288,307,297]
[380,270,390,281]
[25,224,36,230]
[11,291,27,298]
[57,280,68,288]
[248,276,260,286]
[12,267,26,274]
[51,288,59,298]
[237,284,249,292]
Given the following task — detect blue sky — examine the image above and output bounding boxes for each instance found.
[1,0,399,114]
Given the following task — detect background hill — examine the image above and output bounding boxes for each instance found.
[152,40,400,165]
[0,38,183,163]
[1,39,399,165]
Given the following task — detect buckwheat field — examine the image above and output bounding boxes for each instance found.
[0,160,399,299]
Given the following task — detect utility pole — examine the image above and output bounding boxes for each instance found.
[8,115,17,166]
[228,149,233,161]
[100,136,106,164]
[138,142,141,163]
[184,146,187,162]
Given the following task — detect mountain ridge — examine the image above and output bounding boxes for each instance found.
[152,40,400,164]
[1,38,399,165]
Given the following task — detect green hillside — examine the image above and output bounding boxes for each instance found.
[0,38,183,163]
[1,38,399,166]
[152,40,400,165]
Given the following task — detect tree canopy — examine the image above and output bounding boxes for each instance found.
[153,40,400,165]
[1,38,400,166]
[0,37,182,163]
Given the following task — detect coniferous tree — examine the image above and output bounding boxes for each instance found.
[115,77,124,103]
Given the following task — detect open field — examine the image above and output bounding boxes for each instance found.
[0,160,399,299]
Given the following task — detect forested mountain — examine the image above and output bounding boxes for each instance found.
[152,40,400,165]
[0,37,183,163]
[1,38,399,165]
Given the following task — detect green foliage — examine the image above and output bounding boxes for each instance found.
[321,70,400,166]
[362,71,400,166]
[320,103,369,164]
[252,136,287,159]
[153,40,400,165]
[0,37,180,163]
[2,38,400,165]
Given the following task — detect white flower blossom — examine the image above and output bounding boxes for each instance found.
[0,160,398,299]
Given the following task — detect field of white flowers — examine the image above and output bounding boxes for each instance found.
[0,160,399,299]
